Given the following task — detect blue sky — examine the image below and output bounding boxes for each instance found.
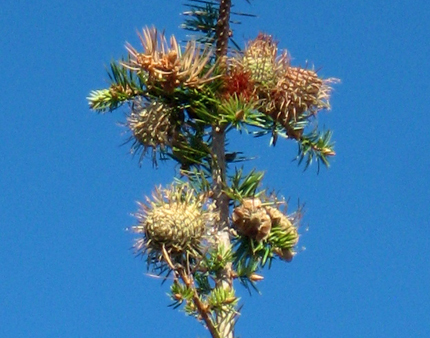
[1,0,429,337]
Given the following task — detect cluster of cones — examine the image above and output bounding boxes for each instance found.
[117,28,336,155]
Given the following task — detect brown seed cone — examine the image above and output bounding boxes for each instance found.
[233,198,301,262]
[232,198,272,242]
[265,67,334,135]
[228,32,338,139]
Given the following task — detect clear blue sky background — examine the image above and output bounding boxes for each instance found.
[1,1,429,337]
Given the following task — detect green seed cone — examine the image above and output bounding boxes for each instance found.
[132,185,212,257]
[127,100,173,153]
[145,201,205,253]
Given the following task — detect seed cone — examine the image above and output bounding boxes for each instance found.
[232,198,300,262]
[267,67,335,137]
[232,198,272,242]
[124,26,218,91]
[241,33,287,86]
[132,185,212,257]
[126,100,176,160]
[229,32,338,139]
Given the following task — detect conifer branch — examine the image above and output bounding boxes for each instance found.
[162,244,221,338]
[87,1,338,337]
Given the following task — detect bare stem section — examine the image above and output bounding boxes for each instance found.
[215,0,231,67]
[213,1,234,337]
[212,97,235,338]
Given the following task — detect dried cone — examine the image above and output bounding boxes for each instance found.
[232,198,272,242]
[125,27,182,91]
[124,27,218,91]
[233,197,301,262]
[132,185,210,256]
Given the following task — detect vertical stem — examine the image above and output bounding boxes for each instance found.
[213,1,234,337]
[215,0,231,69]
[212,103,235,338]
